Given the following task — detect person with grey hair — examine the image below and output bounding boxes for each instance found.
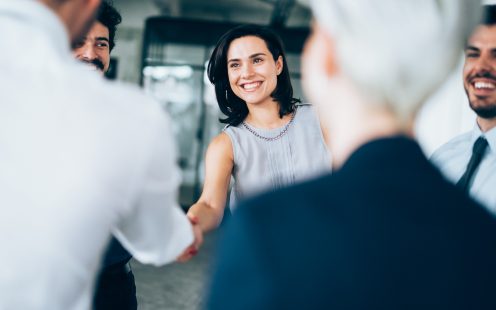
[206,1,496,309]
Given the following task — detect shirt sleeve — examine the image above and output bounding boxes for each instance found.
[112,110,193,266]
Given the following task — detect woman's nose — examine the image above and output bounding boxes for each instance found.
[240,63,255,78]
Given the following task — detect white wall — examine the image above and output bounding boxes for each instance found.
[415,58,475,156]
[110,0,161,83]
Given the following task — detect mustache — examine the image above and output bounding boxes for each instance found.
[468,71,496,83]
[81,58,105,71]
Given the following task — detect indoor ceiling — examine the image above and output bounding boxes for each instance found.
[113,0,311,29]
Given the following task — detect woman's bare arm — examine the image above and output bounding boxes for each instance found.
[187,132,234,233]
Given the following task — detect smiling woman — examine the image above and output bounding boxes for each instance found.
[208,25,298,126]
[227,36,282,113]
[178,24,331,262]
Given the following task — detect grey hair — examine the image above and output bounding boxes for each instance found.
[309,0,481,120]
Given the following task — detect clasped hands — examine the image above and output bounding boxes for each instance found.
[177,215,203,262]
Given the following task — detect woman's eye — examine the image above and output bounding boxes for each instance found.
[229,63,239,68]
[253,58,262,64]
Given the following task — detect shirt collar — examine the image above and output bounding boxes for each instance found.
[472,123,496,154]
[0,0,70,58]
[340,135,424,173]
[483,126,496,154]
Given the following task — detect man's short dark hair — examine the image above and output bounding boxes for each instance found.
[97,0,122,51]
[482,5,496,25]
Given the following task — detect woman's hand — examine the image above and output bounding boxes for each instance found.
[176,215,203,263]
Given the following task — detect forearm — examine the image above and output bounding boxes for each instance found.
[187,201,224,233]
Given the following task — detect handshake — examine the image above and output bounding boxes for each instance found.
[177,215,204,263]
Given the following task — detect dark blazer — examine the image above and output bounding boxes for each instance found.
[207,136,496,310]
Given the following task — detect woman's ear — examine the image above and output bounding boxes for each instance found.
[275,56,283,75]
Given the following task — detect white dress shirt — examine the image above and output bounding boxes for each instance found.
[431,124,496,214]
[0,1,193,309]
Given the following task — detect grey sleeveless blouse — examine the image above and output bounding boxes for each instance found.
[223,104,331,210]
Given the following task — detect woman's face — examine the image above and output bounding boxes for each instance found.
[226,35,283,107]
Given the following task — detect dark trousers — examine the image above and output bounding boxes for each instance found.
[93,262,137,310]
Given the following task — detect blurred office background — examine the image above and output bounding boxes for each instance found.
[106,0,478,308]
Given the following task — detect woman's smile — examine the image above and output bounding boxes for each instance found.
[227,35,282,106]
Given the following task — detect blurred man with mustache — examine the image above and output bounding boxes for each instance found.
[72,0,118,75]
[432,5,496,213]
[73,3,140,309]
[0,0,197,309]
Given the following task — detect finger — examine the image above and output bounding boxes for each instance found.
[193,227,203,248]
[188,215,199,225]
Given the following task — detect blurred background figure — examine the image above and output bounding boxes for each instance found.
[207,1,496,309]
[179,24,330,261]
[0,0,194,309]
[72,0,120,75]
[72,1,140,309]
[432,5,496,214]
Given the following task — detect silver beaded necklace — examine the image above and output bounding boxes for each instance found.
[241,108,297,142]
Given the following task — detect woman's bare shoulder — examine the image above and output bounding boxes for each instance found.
[207,132,233,160]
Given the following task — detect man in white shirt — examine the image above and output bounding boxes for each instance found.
[0,0,199,309]
[432,5,496,213]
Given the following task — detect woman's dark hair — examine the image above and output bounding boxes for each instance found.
[207,24,300,126]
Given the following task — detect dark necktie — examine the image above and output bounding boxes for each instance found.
[456,136,488,192]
